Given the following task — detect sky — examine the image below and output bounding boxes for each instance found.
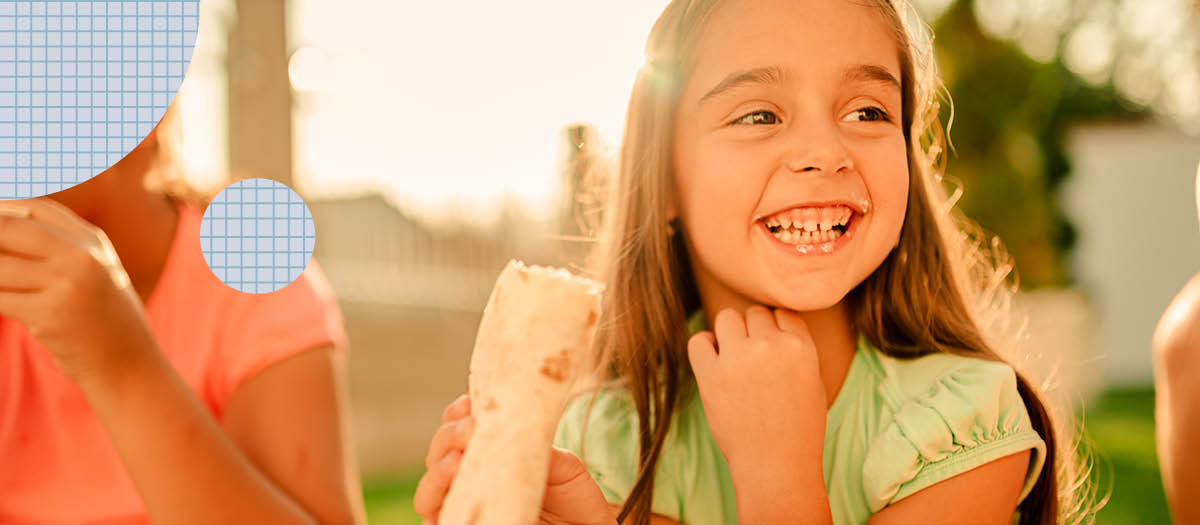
[286,0,672,225]
[173,0,1198,226]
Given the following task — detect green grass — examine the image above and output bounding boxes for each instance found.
[362,470,423,525]
[1081,388,1170,524]
[362,388,1170,524]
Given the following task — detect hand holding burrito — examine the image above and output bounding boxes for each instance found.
[414,260,611,525]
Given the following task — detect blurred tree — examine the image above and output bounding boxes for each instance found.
[930,0,1150,288]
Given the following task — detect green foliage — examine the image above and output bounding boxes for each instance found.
[932,1,1144,288]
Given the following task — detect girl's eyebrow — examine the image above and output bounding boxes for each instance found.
[843,64,901,93]
[698,66,786,105]
[697,64,900,106]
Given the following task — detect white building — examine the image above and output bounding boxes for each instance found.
[1063,120,1200,387]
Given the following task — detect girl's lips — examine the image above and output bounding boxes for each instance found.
[754,198,871,222]
[758,210,862,256]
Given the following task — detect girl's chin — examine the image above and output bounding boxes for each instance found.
[761,288,850,314]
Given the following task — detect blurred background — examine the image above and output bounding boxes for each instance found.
[174,0,1200,522]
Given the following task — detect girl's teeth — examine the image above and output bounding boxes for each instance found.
[780,216,793,228]
[770,225,844,247]
[804,219,817,232]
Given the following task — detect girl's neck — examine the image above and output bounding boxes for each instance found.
[698,289,858,408]
[51,151,180,304]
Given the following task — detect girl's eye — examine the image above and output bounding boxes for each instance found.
[730,110,779,126]
[843,107,891,123]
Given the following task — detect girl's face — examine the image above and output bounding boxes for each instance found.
[673,0,909,313]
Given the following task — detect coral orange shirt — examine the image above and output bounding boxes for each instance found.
[0,202,347,524]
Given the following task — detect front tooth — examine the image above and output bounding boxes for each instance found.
[819,217,833,231]
[790,209,804,226]
[804,219,817,232]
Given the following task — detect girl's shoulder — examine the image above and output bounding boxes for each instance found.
[855,336,1024,410]
[851,337,1047,513]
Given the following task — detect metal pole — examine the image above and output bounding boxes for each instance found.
[226,0,293,186]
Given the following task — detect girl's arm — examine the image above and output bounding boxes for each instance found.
[1153,272,1200,524]
[866,450,1030,524]
[81,340,362,524]
[220,345,365,523]
[688,307,834,524]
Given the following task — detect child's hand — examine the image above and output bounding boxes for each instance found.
[0,199,155,385]
[414,394,616,525]
[687,307,828,485]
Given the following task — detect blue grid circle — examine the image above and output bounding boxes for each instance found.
[1,1,200,199]
[200,178,316,294]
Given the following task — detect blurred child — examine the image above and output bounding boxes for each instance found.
[0,107,365,524]
[1150,161,1200,524]
[416,0,1088,523]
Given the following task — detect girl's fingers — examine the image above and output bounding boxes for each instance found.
[0,213,76,260]
[0,289,38,322]
[441,393,470,423]
[744,305,778,338]
[713,308,748,347]
[0,252,48,291]
[774,309,814,342]
[425,417,474,470]
[413,450,461,519]
[687,331,718,373]
[22,198,105,245]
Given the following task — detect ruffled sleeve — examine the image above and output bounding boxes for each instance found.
[861,360,1047,512]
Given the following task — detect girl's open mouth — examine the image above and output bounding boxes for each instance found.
[758,204,861,255]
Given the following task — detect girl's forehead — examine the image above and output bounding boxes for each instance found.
[690,0,901,86]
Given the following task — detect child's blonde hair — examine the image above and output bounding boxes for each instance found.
[583,0,1091,523]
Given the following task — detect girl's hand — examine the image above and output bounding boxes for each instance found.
[687,306,832,522]
[0,199,154,385]
[414,394,615,525]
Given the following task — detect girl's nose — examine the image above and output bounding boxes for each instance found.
[782,122,855,175]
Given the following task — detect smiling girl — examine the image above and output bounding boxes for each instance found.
[415,0,1083,523]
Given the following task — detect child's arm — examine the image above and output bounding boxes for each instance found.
[1153,272,1200,524]
[688,307,834,524]
[219,345,365,523]
[865,450,1030,524]
[0,199,360,524]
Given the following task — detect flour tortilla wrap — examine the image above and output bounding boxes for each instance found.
[439,260,603,525]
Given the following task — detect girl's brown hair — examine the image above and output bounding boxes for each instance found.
[584,0,1089,523]
[143,103,216,206]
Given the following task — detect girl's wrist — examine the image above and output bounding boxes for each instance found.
[71,328,163,396]
[729,451,830,522]
[732,471,832,524]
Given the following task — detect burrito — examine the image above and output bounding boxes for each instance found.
[438,260,603,525]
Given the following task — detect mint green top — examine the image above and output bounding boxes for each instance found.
[553,319,1047,524]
